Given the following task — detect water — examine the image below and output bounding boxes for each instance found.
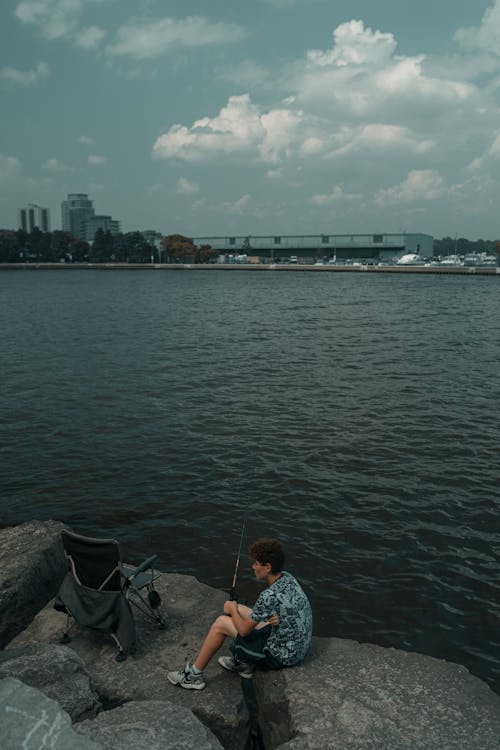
[1,269,499,692]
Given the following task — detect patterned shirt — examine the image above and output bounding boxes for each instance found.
[251,571,313,666]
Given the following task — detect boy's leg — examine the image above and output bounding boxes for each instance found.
[193,614,238,671]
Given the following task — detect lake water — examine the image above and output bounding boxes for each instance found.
[1,268,499,692]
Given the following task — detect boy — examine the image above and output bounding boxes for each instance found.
[168,538,313,690]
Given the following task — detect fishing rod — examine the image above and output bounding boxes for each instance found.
[229,517,246,601]
[228,431,261,602]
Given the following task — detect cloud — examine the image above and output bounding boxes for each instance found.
[106,16,246,59]
[455,0,500,53]
[153,94,303,163]
[223,194,251,214]
[0,61,49,86]
[78,135,95,145]
[75,25,107,49]
[176,177,199,194]
[307,20,396,67]
[326,124,434,159]
[42,158,71,171]
[88,154,107,165]
[15,0,83,40]
[310,185,361,205]
[0,155,22,181]
[374,169,444,206]
[293,19,474,119]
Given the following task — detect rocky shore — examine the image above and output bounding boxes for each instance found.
[1,520,499,749]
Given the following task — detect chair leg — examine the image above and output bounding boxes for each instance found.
[60,613,73,644]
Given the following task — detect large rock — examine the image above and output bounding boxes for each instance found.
[8,559,500,749]
[76,699,224,749]
[0,520,67,647]
[255,637,500,750]
[0,677,101,750]
[10,573,251,749]
[0,643,101,721]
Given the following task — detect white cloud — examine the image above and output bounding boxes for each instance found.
[327,124,434,159]
[310,185,361,205]
[153,94,303,163]
[266,168,283,179]
[75,25,107,49]
[78,135,95,145]
[223,194,251,214]
[455,0,500,53]
[106,16,246,59]
[374,169,444,206]
[15,0,83,40]
[0,61,48,86]
[0,155,22,181]
[293,19,475,120]
[307,20,396,67]
[88,154,107,165]
[42,158,71,171]
[176,177,199,194]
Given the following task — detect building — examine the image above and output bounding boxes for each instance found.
[17,204,51,232]
[192,233,434,263]
[85,215,121,243]
[61,193,95,240]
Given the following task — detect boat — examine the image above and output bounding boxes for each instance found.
[396,253,425,265]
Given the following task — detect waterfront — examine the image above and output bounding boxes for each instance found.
[1,270,499,692]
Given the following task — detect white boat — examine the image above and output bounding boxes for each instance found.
[396,253,424,265]
[439,254,463,266]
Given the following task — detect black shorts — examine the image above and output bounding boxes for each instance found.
[232,624,282,669]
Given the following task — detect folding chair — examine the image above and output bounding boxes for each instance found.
[55,529,166,661]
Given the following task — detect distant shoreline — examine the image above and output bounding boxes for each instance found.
[0,262,499,276]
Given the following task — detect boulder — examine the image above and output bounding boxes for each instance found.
[10,573,251,750]
[0,520,67,647]
[8,550,500,750]
[255,637,500,750]
[0,643,101,721]
[0,677,101,750]
[76,699,224,749]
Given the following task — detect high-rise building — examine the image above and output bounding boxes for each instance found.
[18,204,51,232]
[61,193,95,240]
[85,215,121,242]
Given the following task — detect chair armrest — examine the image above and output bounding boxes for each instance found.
[126,555,158,581]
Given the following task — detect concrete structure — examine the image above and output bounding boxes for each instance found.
[193,233,434,263]
[85,215,121,243]
[61,194,95,240]
[17,204,50,233]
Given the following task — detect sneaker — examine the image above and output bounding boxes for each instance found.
[218,655,254,679]
[167,663,206,690]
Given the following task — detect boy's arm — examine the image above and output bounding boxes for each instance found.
[225,600,258,636]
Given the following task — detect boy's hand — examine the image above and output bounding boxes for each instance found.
[224,600,237,616]
[269,613,280,626]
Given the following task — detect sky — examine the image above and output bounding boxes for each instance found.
[1,0,500,240]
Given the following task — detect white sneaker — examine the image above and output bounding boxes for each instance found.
[167,663,206,690]
[218,655,254,679]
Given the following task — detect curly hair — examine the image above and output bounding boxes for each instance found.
[249,538,285,573]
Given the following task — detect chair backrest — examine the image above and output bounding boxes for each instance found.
[62,529,122,592]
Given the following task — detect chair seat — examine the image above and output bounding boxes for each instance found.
[122,563,161,591]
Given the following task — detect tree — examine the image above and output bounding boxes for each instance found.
[195,244,218,263]
[160,234,196,263]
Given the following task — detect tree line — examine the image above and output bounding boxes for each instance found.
[0,229,218,264]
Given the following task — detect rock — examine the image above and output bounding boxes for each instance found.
[0,677,101,750]
[7,530,500,750]
[255,637,500,750]
[10,573,250,750]
[0,643,101,721]
[0,520,67,647]
[76,699,224,749]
